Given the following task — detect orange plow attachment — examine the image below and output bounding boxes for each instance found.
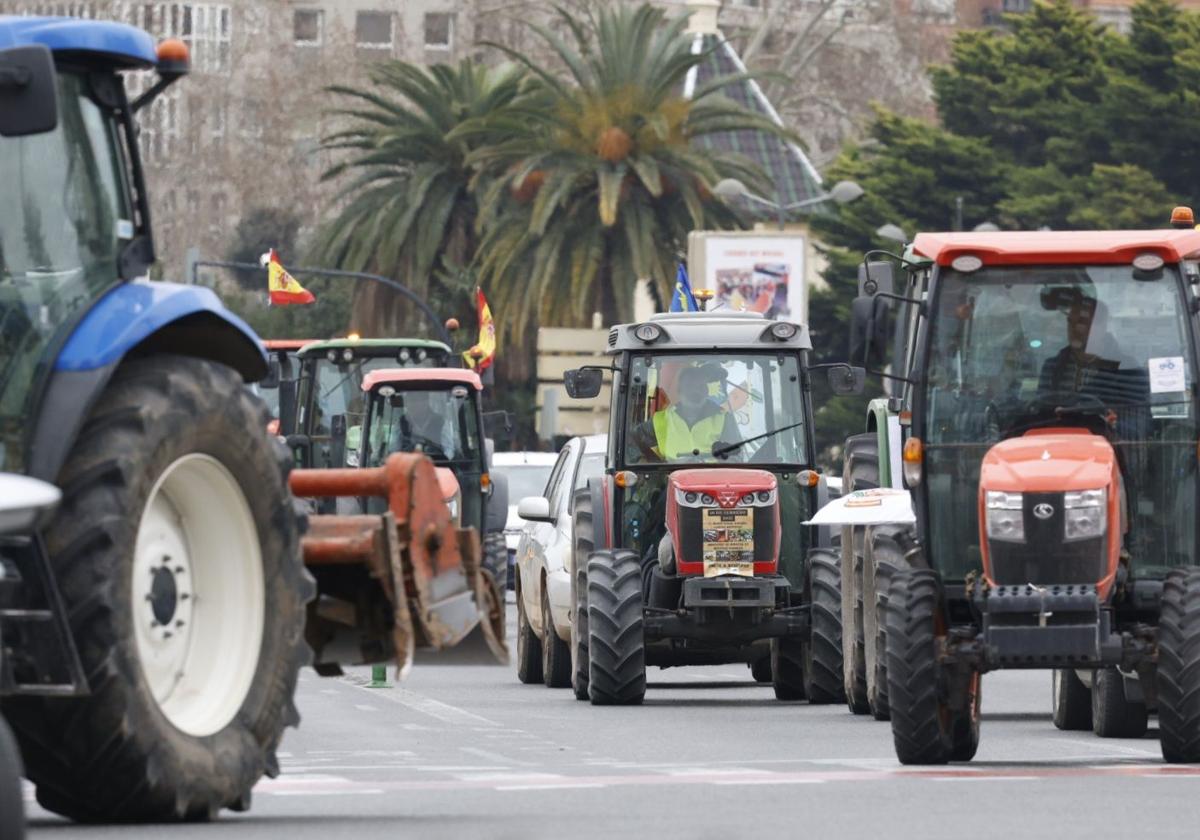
[290,453,508,676]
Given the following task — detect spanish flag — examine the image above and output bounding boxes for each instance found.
[265,249,315,306]
[463,287,496,371]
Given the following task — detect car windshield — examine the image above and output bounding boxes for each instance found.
[364,385,481,466]
[623,352,806,466]
[0,72,130,471]
[923,264,1198,579]
[498,463,555,500]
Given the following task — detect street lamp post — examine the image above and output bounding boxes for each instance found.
[714,178,864,230]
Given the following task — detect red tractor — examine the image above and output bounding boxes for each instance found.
[564,311,861,704]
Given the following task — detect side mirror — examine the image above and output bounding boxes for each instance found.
[826,365,866,396]
[483,410,512,440]
[0,46,58,137]
[261,357,282,390]
[850,296,888,369]
[858,260,895,298]
[564,368,603,399]
[517,496,555,523]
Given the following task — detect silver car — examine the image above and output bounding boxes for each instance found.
[513,434,606,687]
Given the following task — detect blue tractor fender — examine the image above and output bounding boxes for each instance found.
[28,281,268,482]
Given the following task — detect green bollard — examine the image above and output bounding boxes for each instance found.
[366,664,391,688]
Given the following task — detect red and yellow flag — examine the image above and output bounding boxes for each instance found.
[463,287,496,371]
[266,249,315,306]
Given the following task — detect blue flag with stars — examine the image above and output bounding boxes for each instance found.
[670,262,699,312]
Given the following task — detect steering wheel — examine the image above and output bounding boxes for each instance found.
[1032,389,1109,417]
[405,434,449,460]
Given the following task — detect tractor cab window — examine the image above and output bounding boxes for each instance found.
[922,264,1198,580]
[0,71,131,471]
[297,355,398,467]
[623,352,806,466]
[364,385,480,467]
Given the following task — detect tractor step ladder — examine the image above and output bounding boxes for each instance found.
[0,535,87,697]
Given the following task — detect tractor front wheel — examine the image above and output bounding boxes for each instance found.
[804,548,845,704]
[1157,568,1200,762]
[0,714,24,840]
[885,568,973,765]
[866,526,911,721]
[587,550,645,705]
[841,433,878,715]
[1092,668,1147,739]
[1052,669,1093,731]
[772,637,806,700]
[7,356,312,822]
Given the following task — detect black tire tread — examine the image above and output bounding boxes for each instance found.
[805,548,845,704]
[885,569,952,765]
[542,584,572,688]
[1052,669,1093,732]
[0,715,24,840]
[570,488,594,701]
[772,637,806,701]
[1157,569,1200,762]
[841,433,877,715]
[587,551,645,705]
[868,526,911,721]
[1092,668,1147,739]
[515,574,543,685]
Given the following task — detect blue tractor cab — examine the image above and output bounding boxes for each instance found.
[0,16,310,828]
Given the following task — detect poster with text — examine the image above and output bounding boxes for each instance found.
[692,233,806,320]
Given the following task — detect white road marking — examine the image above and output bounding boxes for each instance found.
[495,782,606,791]
[343,678,501,727]
[461,746,531,766]
[455,772,563,783]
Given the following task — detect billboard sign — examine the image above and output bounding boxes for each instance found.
[687,231,807,320]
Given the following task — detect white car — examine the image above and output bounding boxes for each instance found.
[491,451,558,589]
[513,434,606,687]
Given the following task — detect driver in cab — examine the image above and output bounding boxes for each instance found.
[644,366,736,461]
[392,392,456,459]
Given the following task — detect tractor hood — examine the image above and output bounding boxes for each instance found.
[980,429,1116,493]
[670,468,776,508]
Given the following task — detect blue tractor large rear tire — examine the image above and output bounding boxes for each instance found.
[4,355,313,822]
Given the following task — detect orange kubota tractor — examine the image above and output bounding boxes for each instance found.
[832,221,1200,764]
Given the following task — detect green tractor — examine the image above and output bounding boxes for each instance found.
[1,17,311,823]
[563,310,862,704]
[824,227,1200,763]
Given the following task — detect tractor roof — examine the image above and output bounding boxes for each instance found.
[298,337,451,356]
[361,368,482,392]
[913,229,1200,267]
[607,310,811,354]
[0,16,157,68]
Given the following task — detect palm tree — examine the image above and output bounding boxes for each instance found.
[464,3,786,335]
[311,59,526,336]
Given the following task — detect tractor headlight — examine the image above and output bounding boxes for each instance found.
[985,491,1025,543]
[685,492,698,504]
[701,493,715,506]
[1064,489,1106,541]
[741,494,755,505]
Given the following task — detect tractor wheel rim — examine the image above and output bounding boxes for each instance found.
[132,454,265,737]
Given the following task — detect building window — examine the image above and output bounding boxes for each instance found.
[424,12,454,50]
[294,9,323,46]
[356,11,393,49]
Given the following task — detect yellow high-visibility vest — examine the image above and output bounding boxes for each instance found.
[653,407,726,460]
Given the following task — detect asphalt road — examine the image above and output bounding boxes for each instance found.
[24,602,1200,839]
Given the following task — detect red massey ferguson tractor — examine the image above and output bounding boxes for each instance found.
[563,310,862,704]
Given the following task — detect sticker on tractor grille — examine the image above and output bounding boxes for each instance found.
[701,507,755,577]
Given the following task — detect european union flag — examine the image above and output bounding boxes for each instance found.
[670,263,699,312]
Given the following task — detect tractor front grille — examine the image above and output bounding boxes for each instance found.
[988,492,1105,586]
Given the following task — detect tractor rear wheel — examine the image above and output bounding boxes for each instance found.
[1092,668,1148,739]
[587,550,645,705]
[750,656,773,683]
[885,568,963,765]
[804,548,845,704]
[542,585,572,688]
[772,637,806,700]
[866,526,911,720]
[7,356,312,821]
[841,433,878,715]
[1052,669,1093,731]
[0,714,24,840]
[570,488,595,701]
[515,575,543,684]
[1157,568,1200,762]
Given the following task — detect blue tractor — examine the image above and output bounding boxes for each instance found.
[0,17,311,826]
